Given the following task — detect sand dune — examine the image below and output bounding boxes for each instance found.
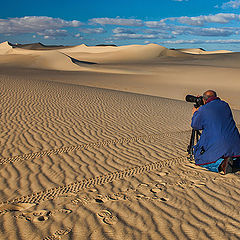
[60,43,189,64]
[12,42,70,50]
[1,77,240,240]
[0,41,13,55]
[60,43,167,63]
[60,43,120,53]
[176,48,232,55]
[1,41,240,239]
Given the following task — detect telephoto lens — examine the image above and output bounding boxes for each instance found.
[185,95,204,108]
[185,95,197,103]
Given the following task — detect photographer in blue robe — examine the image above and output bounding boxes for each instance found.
[191,90,240,174]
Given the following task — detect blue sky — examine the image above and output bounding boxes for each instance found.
[1,0,240,51]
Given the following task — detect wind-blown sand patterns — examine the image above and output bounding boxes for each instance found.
[0,155,187,206]
[0,42,240,239]
[0,129,190,165]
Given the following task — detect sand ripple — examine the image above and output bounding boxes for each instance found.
[0,74,240,239]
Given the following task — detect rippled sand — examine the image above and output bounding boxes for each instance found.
[1,42,240,239]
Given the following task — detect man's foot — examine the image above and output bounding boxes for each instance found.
[218,157,233,174]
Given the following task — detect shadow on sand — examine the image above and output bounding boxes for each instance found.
[233,158,240,173]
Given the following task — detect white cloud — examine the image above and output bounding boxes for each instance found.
[113,33,157,39]
[74,33,83,39]
[112,27,137,34]
[163,13,240,26]
[172,26,239,36]
[143,28,170,34]
[37,29,68,38]
[78,28,106,34]
[2,14,240,47]
[110,24,239,40]
[145,21,167,28]
[0,16,82,34]
[89,17,143,26]
[206,39,240,43]
[111,27,174,39]
[145,21,239,37]
[161,39,240,44]
[113,33,174,40]
[220,0,240,9]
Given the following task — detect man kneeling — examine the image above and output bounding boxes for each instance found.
[191,90,240,174]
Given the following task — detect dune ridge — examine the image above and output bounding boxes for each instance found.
[0,41,13,55]
[176,48,232,55]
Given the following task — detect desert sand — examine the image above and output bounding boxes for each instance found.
[0,41,240,240]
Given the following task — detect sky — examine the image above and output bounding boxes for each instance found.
[1,0,240,51]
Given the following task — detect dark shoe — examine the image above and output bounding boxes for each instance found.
[219,157,233,174]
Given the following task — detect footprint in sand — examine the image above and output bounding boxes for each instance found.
[94,193,128,204]
[15,209,51,222]
[15,208,72,222]
[71,192,127,206]
[150,188,162,193]
[136,193,169,202]
[155,181,166,186]
[97,210,118,225]
[88,188,98,193]
[43,227,72,240]
[189,179,206,188]
[176,177,206,189]
[0,203,36,215]
[157,172,169,176]
[138,183,149,187]
[159,197,169,202]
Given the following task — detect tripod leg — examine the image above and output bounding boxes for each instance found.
[188,129,196,156]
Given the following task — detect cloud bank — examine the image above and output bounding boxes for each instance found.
[89,18,143,26]
[162,13,240,26]
[220,0,240,9]
[1,13,240,49]
[0,16,82,34]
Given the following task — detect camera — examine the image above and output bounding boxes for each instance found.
[185,95,204,108]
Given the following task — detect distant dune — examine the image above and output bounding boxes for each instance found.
[176,48,232,55]
[0,41,13,54]
[11,42,71,50]
[1,40,240,107]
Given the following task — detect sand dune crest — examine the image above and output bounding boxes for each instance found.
[176,48,232,55]
[0,41,13,55]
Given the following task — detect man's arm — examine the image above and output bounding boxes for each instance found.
[191,107,203,130]
[192,106,199,115]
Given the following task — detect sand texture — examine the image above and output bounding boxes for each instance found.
[0,41,240,239]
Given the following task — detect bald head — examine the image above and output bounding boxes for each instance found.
[203,90,217,102]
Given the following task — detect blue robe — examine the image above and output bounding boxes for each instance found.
[191,98,240,165]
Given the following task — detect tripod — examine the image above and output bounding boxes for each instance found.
[187,129,201,160]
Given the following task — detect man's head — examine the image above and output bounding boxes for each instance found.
[203,90,217,104]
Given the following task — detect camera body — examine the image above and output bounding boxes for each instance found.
[185,95,204,108]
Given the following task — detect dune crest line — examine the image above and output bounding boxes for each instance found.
[0,129,191,165]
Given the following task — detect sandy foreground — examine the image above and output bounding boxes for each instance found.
[0,41,240,239]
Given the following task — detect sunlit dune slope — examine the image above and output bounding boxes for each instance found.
[60,43,189,64]
[175,48,232,55]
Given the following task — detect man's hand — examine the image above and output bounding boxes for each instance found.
[192,106,199,115]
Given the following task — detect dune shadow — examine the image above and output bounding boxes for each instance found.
[60,52,97,65]
[69,56,97,65]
